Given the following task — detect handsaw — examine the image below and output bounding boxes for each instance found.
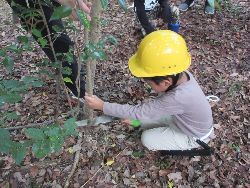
[76,115,120,127]
[76,115,141,128]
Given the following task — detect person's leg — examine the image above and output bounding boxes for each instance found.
[179,0,195,11]
[6,0,85,98]
[134,0,155,34]
[158,0,173,24]
[141,125,204,151]
[158,0,180,32]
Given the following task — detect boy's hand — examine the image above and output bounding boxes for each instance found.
[122,119,141,128]
[121,119,132,125]
[84,94,104,111]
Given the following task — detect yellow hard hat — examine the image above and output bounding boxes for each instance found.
[128,30,191,77]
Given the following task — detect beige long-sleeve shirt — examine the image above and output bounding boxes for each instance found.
[103,72,213,138]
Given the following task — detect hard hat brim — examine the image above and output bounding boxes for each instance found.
[129,53,192,77]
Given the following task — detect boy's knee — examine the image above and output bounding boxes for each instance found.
[141,130,156,150]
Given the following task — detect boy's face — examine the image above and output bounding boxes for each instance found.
[144,79,172,93]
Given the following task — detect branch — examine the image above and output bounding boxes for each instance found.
[38,0,62,120]
[3,110,75,130]
[64,132,83,188]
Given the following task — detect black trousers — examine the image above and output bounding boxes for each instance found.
[134,0,173,34]
[6,0,85,98]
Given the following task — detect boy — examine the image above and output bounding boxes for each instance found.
[85,30,214,152]
[134,0,180,34]
[179,0,215,15]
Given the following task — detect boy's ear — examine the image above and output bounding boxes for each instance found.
[162,79,172,86]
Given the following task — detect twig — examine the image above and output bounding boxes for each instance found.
[3,110,75,130]
[64,132,83,188]
[80,146,128,187]
[81,165,104,187]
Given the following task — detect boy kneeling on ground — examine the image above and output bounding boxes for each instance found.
[85,30,214,154]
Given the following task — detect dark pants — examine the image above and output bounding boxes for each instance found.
[6,0,85,98]
[134,0,173,34]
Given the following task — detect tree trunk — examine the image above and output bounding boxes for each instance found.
[84,0,102,124]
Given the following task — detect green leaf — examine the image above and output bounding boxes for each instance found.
[93,50,106,60]
[25,128,46,140]
[62,66,72,76]
[22,76,44,88]
[168,180,174,188]
[132,150,144,158]
[50,5,72,21]
[44,127,60,137]
[100,0,109,10]
[32,28,42,38]
[0,49,6,57]
[1,57,14,72]
[97,35,118,51]
[0,140,12,153]
[0,128,10,140]
[0,130,27,164]
[63,77,73,84]
[76,10,90,29]
[118,0,128,12]
[6,45,19,53]
[2,80,20,90]
[10,142,27,165]
[17,35,29,44]
[52,25,63,33]
[105,35,118,45]
[32,141,50,158]
[80,52,88,61]
[64,50,74,63]
[5,112,19,121]
[63,118,77,136]
[38,37,48,48]
[215,0,222,11]
[49,136,64,152]
[0,129,12,153]
[0,93,22,104]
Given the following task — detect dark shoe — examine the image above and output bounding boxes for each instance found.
[179,0,195,11]
[168,22,180,33]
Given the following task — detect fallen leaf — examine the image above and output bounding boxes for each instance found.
[13,172,26,183]
[105,158,115,166]
[30,165,39,178]
[167,172,182,182]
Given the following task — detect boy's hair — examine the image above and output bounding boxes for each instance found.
[143,72,182,91]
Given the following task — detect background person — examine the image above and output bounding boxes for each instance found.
[6,0,91,98]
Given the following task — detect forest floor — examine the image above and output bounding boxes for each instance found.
[0,0,249,187]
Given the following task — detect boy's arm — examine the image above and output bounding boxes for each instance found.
[85,94,183,121]
[105,98,182,122]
